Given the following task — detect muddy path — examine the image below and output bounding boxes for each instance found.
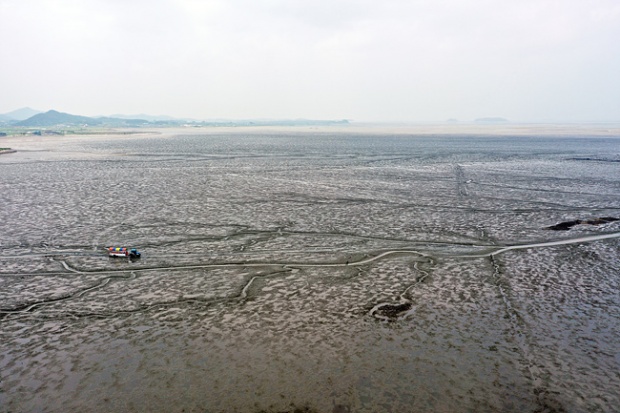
[2,231,618,317]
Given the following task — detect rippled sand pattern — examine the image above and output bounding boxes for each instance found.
[1,129,619,412]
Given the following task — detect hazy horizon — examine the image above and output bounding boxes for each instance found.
[2,0,619,123]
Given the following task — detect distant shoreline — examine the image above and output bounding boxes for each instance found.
[2,123,620,140]
[0,125,619,155]
[0,148,16,155]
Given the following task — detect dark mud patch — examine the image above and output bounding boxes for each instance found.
[257,404,350,413]
[373,302,412,319]
[568,157,620,163]
[533,388,567,413]
[546,217,619,230]
[257,406,317,413]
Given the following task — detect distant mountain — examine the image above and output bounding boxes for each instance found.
[12,109,350,128]
[3,107,42,121]
[16,110,148,127]
[474,117,509,123]
[17,110,94,127]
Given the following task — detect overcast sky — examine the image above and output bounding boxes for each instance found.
[1,0,619,122]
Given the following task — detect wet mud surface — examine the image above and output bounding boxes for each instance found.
[1,130,620,412]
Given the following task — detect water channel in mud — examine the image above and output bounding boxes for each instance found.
[1,125,619,412]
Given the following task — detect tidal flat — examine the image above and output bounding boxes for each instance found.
[1,125,619,413]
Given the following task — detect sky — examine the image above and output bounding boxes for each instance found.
[1,0,619,122]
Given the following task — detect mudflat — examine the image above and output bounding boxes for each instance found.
[1,126,619,412]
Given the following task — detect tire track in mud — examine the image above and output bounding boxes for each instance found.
[0,251,423,317]
[467,232,620,258]
[453,163,495,250]
[454,163,618,211]
[0,267,293,319]
[239,267,299,300]
[1,232,619,319]
[233,192,592,214]
[0,272,136,317]
[474,180,620,198]
[454,164,468,198]
[58,259,80,273]
[488,254,567,412]
[0,228,490,257]
[365,232,620,321]
[463,228,620,407]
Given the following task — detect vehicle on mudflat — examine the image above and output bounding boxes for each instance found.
[107,247,141,258]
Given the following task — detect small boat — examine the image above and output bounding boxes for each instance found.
[108,247,141,258]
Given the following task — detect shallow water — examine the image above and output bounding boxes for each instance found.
[1,129,619,412]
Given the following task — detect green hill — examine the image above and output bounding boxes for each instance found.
[16,110,147,127]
